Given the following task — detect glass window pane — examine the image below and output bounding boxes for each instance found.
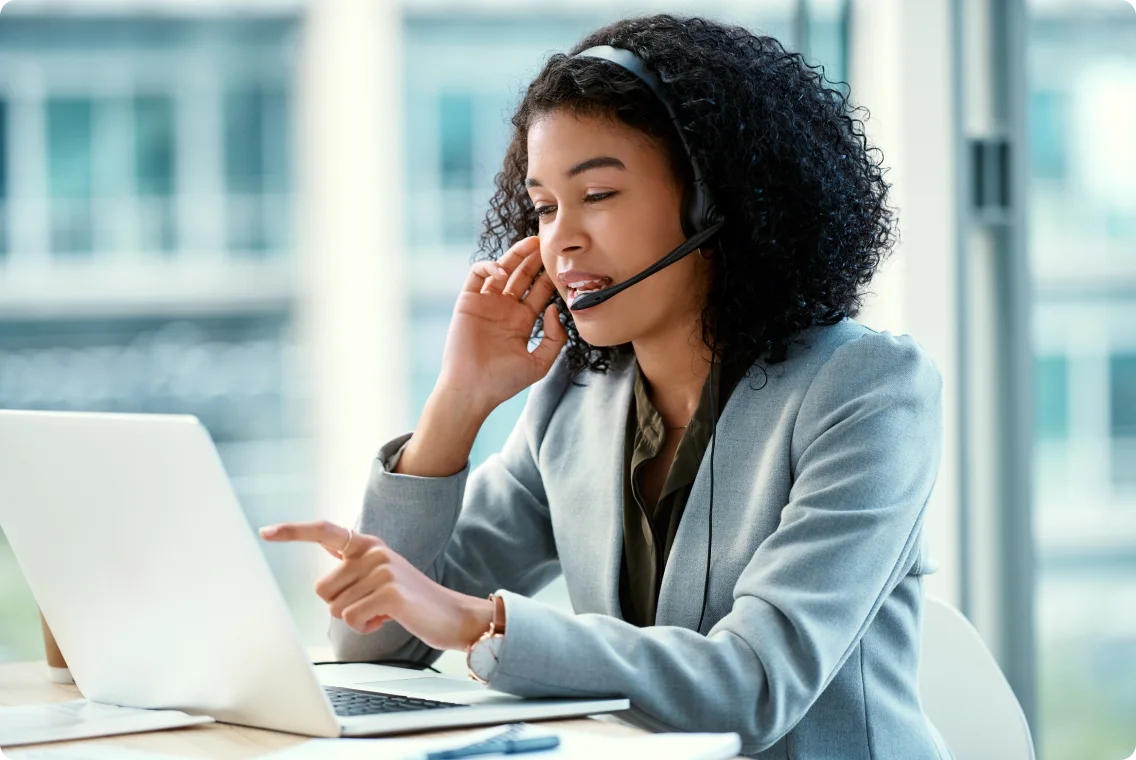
[46,98,94,256]
[134,95,174,196]
[803,0,850,93]
[1035,355,1068,439]
[438,92,475,244]
[0,98,7,200]
[225,88,264,195]
[47,99,93,198]
[260,88,291,253]
[1110,354,1136,438]
[134,95,176,253]
[261,88,289,195]
[0,98,8,260]
[1028,4,1136,759]
[224,86,287,254]
[439,92,474,190]
[225,87,266,252]
[1029,90,1068,181]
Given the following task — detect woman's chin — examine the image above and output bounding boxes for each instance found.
[574,324,633,349]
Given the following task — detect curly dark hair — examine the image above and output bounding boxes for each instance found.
[476,13,897,378]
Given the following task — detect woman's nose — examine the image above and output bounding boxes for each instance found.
[542,208,588,255]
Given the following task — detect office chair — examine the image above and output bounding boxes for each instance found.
[918,594,1037,760]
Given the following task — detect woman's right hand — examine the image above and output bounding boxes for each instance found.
[434,235,567,415]
[393,236,566,478]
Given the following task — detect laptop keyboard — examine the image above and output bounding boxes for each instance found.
[324,685,468,716]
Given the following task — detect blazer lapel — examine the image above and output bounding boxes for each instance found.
[548,353,635,619]
[595,356,636,618]
[655,371,749,632]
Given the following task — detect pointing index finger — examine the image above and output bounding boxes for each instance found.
[260,520,371,556]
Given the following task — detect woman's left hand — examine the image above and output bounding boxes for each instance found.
[259,520,493,652]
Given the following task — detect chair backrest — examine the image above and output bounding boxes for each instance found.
[918,594,1036,760]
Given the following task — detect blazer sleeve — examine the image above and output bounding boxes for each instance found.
[328,355,573,664]
[482,331,943,754]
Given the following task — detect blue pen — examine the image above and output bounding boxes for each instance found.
[425,726,560,759]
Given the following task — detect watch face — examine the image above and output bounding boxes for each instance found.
[468,634,504,682]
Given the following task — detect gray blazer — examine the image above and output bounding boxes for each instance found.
[330,317,956,759]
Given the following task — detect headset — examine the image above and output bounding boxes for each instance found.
[569,45,723,633]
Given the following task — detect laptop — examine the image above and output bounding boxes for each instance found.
[0,409,629,737]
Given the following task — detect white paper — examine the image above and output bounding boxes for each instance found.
[258,723,742,760]
[0,700,214,748]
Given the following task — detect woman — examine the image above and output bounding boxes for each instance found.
[261,14,954,759]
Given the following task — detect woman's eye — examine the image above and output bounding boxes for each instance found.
[533,192,617,220]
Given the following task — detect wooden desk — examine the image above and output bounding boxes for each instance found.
[0,660,648,759]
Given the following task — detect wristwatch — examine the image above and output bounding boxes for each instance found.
[466,593,506,684]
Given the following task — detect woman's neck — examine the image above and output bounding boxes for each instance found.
[631,318,712,430]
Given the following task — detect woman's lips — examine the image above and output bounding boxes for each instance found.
[557,270,614,310]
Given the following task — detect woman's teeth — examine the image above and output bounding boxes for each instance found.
[568,279,611,294]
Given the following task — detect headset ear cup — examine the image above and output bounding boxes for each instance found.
[683,183,720,238]
[680,186,700,238]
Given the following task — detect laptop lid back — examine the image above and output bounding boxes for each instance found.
[0,410,339,737]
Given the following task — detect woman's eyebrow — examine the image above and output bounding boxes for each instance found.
[525,156,627,187]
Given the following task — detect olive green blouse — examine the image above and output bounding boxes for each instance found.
[618,359,747,628]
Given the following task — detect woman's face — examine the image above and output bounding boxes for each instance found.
[526,109,711,348]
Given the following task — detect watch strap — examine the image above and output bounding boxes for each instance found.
[466,593,506,684]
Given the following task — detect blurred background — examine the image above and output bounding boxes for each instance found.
[0,0,1132,758]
